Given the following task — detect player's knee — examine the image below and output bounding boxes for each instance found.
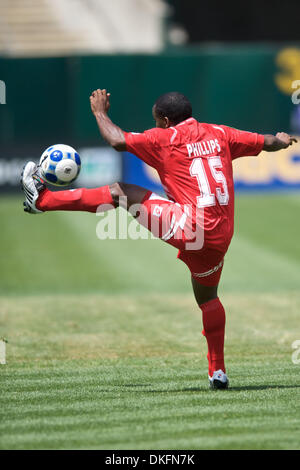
[109,182,124,206]
[109,182,148,207]
[192,278,218,306]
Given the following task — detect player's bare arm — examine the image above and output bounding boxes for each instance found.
[263,133,297,152]
[90,89,126,151]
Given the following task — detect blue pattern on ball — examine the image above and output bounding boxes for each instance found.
[49,164,56,171]
[50,150,63,162]
[74,153,81,165]
[45,172,58,183]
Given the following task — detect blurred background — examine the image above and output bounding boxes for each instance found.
[1,0,300,193]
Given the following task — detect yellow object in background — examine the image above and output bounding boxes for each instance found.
[275,48,300,96]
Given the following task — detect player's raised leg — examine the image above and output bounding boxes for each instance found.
[191,277,229,390]
[21,161,149,214]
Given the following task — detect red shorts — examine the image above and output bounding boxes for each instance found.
[138,191,227,286]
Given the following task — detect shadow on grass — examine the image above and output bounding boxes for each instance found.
[226,384,300,392]
[122,383,300,393]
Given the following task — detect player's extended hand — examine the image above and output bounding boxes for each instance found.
[90,89,111,115]
[276,132,297,148]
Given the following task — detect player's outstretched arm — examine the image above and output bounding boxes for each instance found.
[263,133,297,152]
[90,89,126,151]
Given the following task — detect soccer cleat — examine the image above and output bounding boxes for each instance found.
[21,161,45,214]
[208,369,229,390]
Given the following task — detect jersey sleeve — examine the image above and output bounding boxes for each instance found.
[220,125,265,160]
[124,128,163,170]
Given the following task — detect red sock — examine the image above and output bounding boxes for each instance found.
[199,297,226,377]
[36,186,115,213]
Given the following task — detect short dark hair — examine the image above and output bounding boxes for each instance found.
[154,92,192,125]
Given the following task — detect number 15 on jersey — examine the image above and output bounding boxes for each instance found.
[190,156,229,208]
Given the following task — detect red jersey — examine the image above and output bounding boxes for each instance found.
[124,118,264,250]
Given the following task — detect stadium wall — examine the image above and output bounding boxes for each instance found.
[1,45,300,192]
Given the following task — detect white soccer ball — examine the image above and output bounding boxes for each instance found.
[39,144,81,186]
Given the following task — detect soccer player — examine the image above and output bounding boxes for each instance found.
[21,90,297,389]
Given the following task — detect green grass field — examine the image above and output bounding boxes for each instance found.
[1,193,300,450]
